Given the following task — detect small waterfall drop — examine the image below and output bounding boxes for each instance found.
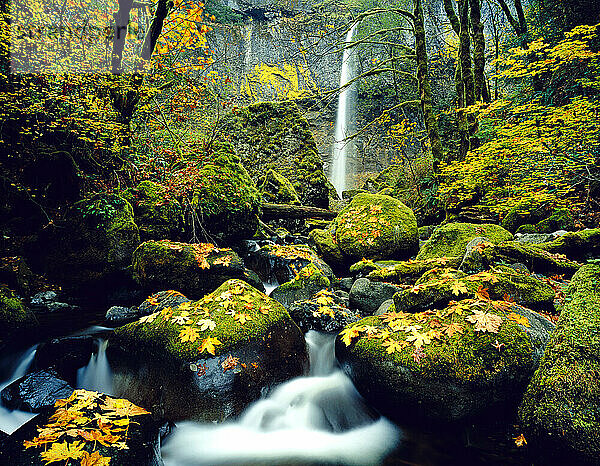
[77,339,113,395]
[161,331,400,465]
[0,346,38,434]
[330,24,358,197]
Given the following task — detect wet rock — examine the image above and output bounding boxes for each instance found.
[108,279,307,422]
[105,306,138,326]
[337,301,554,424]
[137,290,190,317]
[289,290,361,333]
[270,264,330,310]
[349,278,403,315]
[29,291,80,315]
[1,369,73,413]
[33,335,96,385]
[338,277,354,292]
[374,299,394,316]
[355,257,463,286]
[459,237,489,273]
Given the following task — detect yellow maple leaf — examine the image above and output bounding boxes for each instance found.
[406,329,431,347]
[443,322,464,337]
[381,339,408,354]
[139,312,159,324]
[514,433,527,447]
[100,397,150,418]
[507,312,530,327]
[196,318,217,331]
[340,325,364,346]
[234,313,253,324]
[80,450,111,466]
[466,310,503,333]
[451,280,468,296]
[40,440,86,464]
[171,311,190,325]
[179,326,200,343]
[200,337,222,355]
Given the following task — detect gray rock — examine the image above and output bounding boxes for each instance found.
[0,369,74,413]
[459,236,488,273]
[106,306,138,325]
[374,299,394,316]
[349,278,403,315]
[514,233,555,244]
[338,277,355,292]
[29,291,79,314]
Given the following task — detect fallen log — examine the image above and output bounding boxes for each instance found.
[261,203,338,220]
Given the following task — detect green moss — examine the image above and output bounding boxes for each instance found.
[519,265,600,460]
[535,208,574,233]
[123,180,183,241]
[417,222,513,260]
[191,141,261,242]
[308,228,345,267]
[501,196,556,233]
[334,193,418,261]
[114,279,296,361]
[516,224,538,234]
[393,267,555,313]
[365,257,463,285]
[220,101,329,208]
[259,169,301,205]
[0,286,36,341]
[534,228,600,261]
[277,264,330,291]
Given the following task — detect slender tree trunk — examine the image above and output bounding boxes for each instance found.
[141,0,171,60]
[458,0,478,153]
[469,0,488,102]
[111,0,134,73]
[413,0,443,172]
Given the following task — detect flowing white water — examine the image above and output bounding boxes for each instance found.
[76,339,113,395]
[0,346,38,434]
[330,24,358,197]
[161,331,401,465]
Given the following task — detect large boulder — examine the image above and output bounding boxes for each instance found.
[519,264,600,462]
[330,193,418,262]
[270,263,331,310]
[393,267,555,313]
[353,257,462,285]
[336,299,554,423]
[0,369,74,413]
[259,169,301,205]
[349,278,403,315]
[534,228,600,261]
[123,180,184,241]
[108,279,307,421]
[289,289,361,333]
[191,141,261,242]
[220,101,330,208]
[40,193,140,288]
[1,389,162,466]
[501,197,557,233]
[417,222,512,260]
[132,240,247,298]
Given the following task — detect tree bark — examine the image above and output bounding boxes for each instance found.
[413,0,443,172]
[469,0,489,102]
[141,0,171,60]
[111,0,134,73]
[261,203,338,220]
[458,0,478,154]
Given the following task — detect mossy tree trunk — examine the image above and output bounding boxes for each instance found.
[413,0,443,172]
[458,0,478,155]
[469,0,489,102]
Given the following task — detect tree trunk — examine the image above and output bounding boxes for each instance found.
[469,0,488,102]
[141,0,171,60]
[413,0,443,172]
[111,0,134,73]
[458,0,478,153]
[261,203,338,220]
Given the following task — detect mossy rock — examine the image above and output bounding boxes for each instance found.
[534,228,600,261]
[308,228,345,269]
[220,101,329,208]
[191,141,261,242]
[109,279,307,421]
[132,240,246,298]
[515,224,538,234]
[289,289,361,333]
[534,208,574,233]
[393,267,555,313]
[259,169,301,205]
[42,194,140,287]
[0,286,37,344]
[246,243,334,284]
[519,265,600,462]
[270,263,331,310]
[2,390,162,466]
[333,193,418,262]
[501,197,556,233]
[481,241,582,277]
[362,257,463,285]
[336,300,554,423]
[417,223,513,261]
[122,180,183,241]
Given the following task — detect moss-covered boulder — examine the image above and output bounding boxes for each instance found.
[42,194,140,287]
[481,241,582,277]
[259,169,301,205]
[416,223,513,260]
[333,193,418,262]
[2,389,162,466]
[246,243,334,284]
[393,267,555,313]
[349,278,404,315]
[519,265,600,462]
[191,141,261,242]
[501,197,556,233]
[308,228,345,269]
[108,279,307,421]
[270,263,331,309]
[289,289,361,333]
[220,101,329,208]
[356,257,463,285]
[534,228,600,261]
[535,208,574,233]
[336,299,554,423]
[122,180,183,241]
[0,286,37,344]
[132,240,247,298]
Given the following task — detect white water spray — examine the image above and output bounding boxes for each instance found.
[161,331,401,465]
[0,346,38,434]
[77,339,113,395]
[330,24,358,197]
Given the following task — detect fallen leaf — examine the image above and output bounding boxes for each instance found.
[179,326,200,343]
[200,337,222,355]
[196,318,217,331]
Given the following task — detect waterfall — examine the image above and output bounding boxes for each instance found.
[0,346,38,434]
[330,24,358,197]
[161,331,400,465]
[76,339,113,395]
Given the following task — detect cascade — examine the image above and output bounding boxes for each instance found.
[77,339,113,395]
[330,24,358,197]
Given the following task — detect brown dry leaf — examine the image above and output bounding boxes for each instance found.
[466,310,502,333]
[80,450,111,466]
